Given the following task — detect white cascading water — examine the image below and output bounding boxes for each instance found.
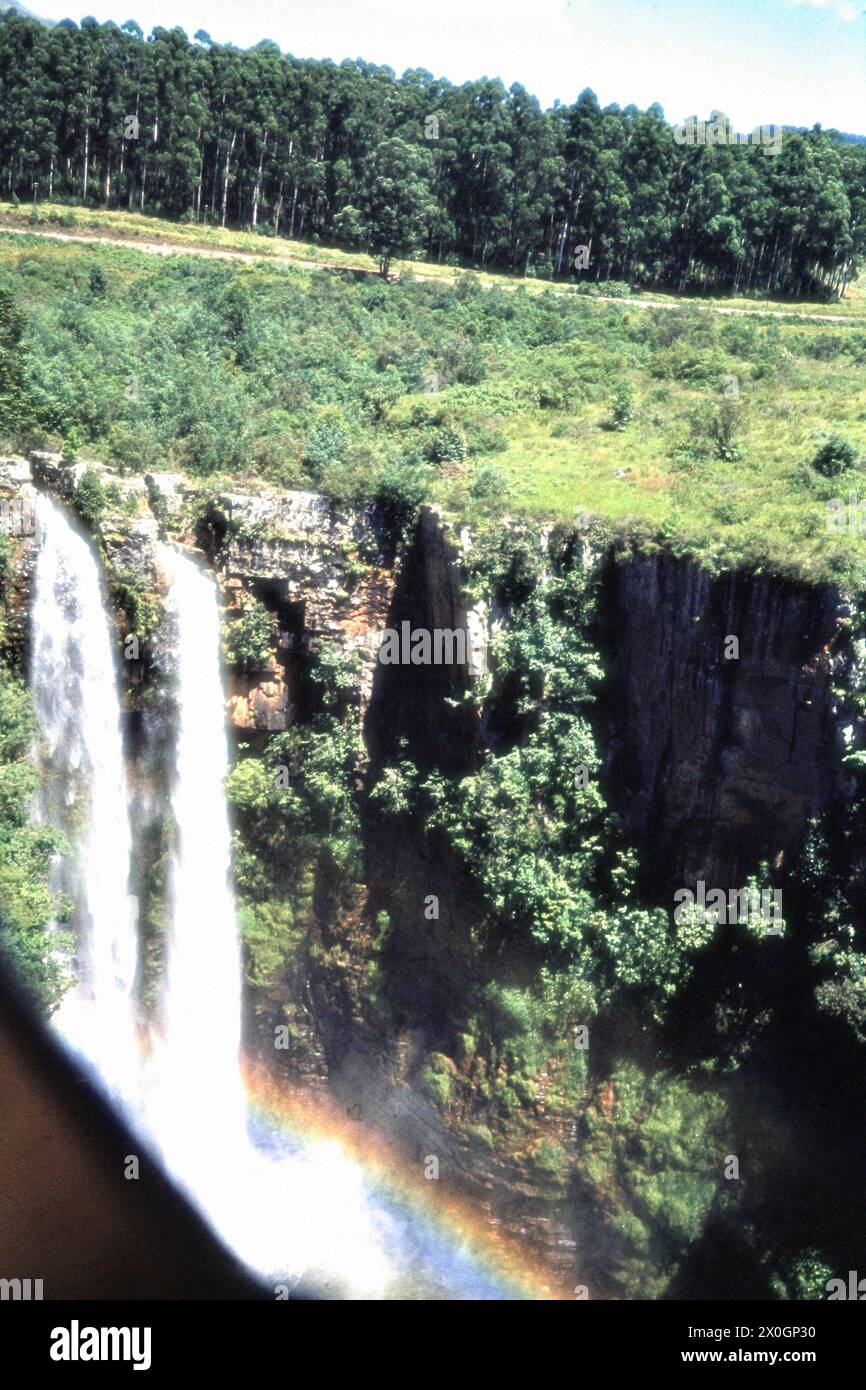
[30,494,140,1106]
[148,545,393,1296]
[28,510,408,1296]
[25,511,534,1298]
[27,503,409,1295]
[151,544,248,1159]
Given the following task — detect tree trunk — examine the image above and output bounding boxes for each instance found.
[251,131,267,228]
[273,176,284,237]
[289,180,299,238]
[221,129,237,228]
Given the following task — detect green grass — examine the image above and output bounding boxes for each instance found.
[2,211,865,586]
[4,201,864,316]
[482,318,866,580]
[424,301,866,580]
[0,200,380,271]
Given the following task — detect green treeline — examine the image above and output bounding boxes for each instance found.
[0,13,864,294]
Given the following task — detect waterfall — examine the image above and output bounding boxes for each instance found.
[149,545,393,1295]
[30,494,140,1105]
[147,545,248,1181]
[26,500,519,1297]
[26,511,464,1297]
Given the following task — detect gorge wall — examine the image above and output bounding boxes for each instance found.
[600,551,858,894]
[3,448,862,990]
[5,450,857,896]
[3,448,861,964]
[3,449,865,1296]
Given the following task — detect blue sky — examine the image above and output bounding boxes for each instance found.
[36,0,866,133]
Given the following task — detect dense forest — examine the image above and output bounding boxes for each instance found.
[0,12,864,295]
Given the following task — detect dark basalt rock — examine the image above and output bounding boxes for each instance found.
[600,550,858,894]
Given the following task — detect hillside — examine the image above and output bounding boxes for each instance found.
[1,211,865,585]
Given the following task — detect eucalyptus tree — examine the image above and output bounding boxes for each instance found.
[334,135,437,275]
[0,12,863,295]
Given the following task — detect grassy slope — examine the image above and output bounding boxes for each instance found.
[1,206,865,585]
[492,310,866,581]
[4,200,866,315]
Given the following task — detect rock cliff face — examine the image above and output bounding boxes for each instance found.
[213,488,398,723]
[366,505,480,774]
[600,552,858,894]
[0,455,37,665]
[5,449,861,900]
[143,475,407,727]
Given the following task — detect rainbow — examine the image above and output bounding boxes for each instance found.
[243,1063,574,1301]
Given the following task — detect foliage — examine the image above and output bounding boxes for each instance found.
[334,138,438,277]
[303,415,349,478]
[373,461,426,546]
[810,433,859,477]
[222,599,276,672]
[608,384,634,431]
[72,467,106,526]
[0,15,862,296]
[470,463,509,505]
[707,397,742,462]
[577,1063,729,1298]
[0,668,69,1006]
[769,1251,835,1301]
[813,950,866,1042]
[226,644,363,914]
[112,567,161,641]
[0,286,30,436]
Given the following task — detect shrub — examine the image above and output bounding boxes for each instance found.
[425,424,466,464]
[608,385,635,431]
[113,569,161,641]
[709,398,742,462]
[373,461,426,545]
[470,463,509,502]
[73,468,106,525]
[303,416,348,478]
[811,434,859,478]
[88,265,107,299]
[222,599,276,672]
[0,287,30,436]
[420,1052,456,1108]
[440,333,485,385]
[466,419,507,455]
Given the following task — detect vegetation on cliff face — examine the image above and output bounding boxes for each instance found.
[0,665,69,1006]
[0,518,67,1004]
[361,525,733,1294]
[226,642,366,1057]
[221,597,277,673]
[211,513,866,1298]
